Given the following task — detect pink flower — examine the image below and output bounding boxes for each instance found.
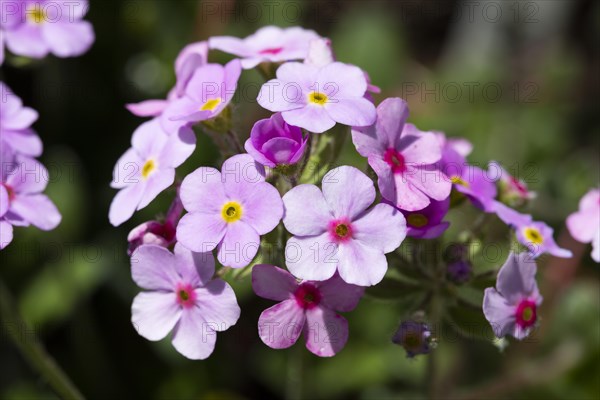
[396,198,450,239]
[489,161,536,207]
[252,264,363,357]
[257,62,376,133]
[0,81,42,157]
[209,26,319,69]
[566,188,600,262]
[282,166,406,286]
[131,244,240,360]
[351,98,452,211]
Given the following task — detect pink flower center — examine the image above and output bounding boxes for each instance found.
[294,283,322,309]
[515,299,537,329]
[259,47,284,55]
[175,283,197,309]
[383,148,406,174]
[1,183,16,203]
[328,219,353,243]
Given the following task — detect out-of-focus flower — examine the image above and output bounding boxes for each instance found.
[447,165,497,212]
[489,161,536,208]
[483,252,542,340]
[392,320,432,358]
[351,98,451,211]
[396,197,450,239]
[161,59,242,134]
[130,244,240,360]
[446,260,472,284]
[2,0,94,64]
[244,113,307,168]
[209,26,319,69]
[176,154,283,268]
[258,62,376,133]
[0,81,42,157]
[566,188,600,262]
[252,264,363,357]
[282,166,406,286]
[0,147,61,249]
[109,119,196,226]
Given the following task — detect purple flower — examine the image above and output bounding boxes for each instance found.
[489,161,536,207]
[351,98,451,211]
[109,119,196,227]
[392,320,432,358]
[252,264,363,357]
[436,132,473,167]
[483,252,543,340]
[209,26,320,69]
[282,166,406,286]
[567,188,600,262]
[0,81,42,157]
[257,62,376,133]
[130,243,240,360]
[399,198,450,239]
[1,147,61,249]
[448,165,497,212]
[493,202,572,259]
[176,154,283,268]
[126,41,209,118]
[161,59,242,134]
[2,0,94,63]
[244,113,308,168]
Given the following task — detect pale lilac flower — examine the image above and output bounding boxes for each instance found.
[252,264,363,357]
[397,198,450,239]
[351,98,451,211]
[244,112,308,168]
[483,252,543,340]
[109,119,196,227]
[448,165,497,212]
[493,202,572,259]
[131,243,240,360]
[2,0,94,63]
[257,62,376,133]
[177,154,283,268]
[283,166,406,286]
[209,26,319,69]
[566,188,600,262]
[161,59,242,134]
[126,41,209,118]
[1,147,61,249]
[436,132,473,167]
[489,161,536,207]
[392,320,432,358]
[0,81,42,157]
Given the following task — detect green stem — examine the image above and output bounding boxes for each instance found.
[0,279,85,400]
[286,343,304,400]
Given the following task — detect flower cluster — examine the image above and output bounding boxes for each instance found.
[111,26,585,360]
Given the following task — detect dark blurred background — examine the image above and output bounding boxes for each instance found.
[1,0,599,399]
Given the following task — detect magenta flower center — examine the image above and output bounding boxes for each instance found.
[259,47,284,55]
[294,283,322,309]
[515,299,537,329]
[509,176,528,196]
[383,148,406,173]
[328,219,353,243]
[176,283,197,309]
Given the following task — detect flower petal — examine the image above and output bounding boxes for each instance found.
[194,279,240,331]
[109,183,145,227]
[337,240,388,286]
[238,182,283,235]
[282,106,335,134]
[482,288,516,338]
[324,97,376,127]
[217,221,260,268]
[10,194,61,230]
[496,252,538,303]
[180,167,227,214]
[252,264,297,301]
[0,220,14,249]
[304,307,348,357]
[285,234,338,281]
[138,169,175,210]
[41,20,94,57]
[173,242,215,287]
[315,273,364,312]
[321,166,375,220]
[176,212,226,253]
[171,308,217,360]
[282,184,331,236]
[126,100,168,117]
[131,245,179,290]
[131,291,181,341]
[258,299,305,349]
[352,203,407,253]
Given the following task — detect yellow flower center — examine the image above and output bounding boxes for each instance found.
[407,213,429,228]
[523,227,543,245]
[522,306,534,322]
[308,92,328,106]
[200,98,222,111]
[27,7,46,24]
[451,176,469,188]
[141,159,156,179]
[221,201,242,223]
[335,224,349,238]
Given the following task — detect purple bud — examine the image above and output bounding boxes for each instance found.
[392,320,432,358]
[127,220,176,256]
[447,260,472,284]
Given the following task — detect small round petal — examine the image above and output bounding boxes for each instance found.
[1,129,43,157]
[221,154,266,198]
[126,100,168,117]
[6,156,48,193]
[400,127,443,165]
[282,106,336,134]
[217,221,260,268]
[352,203,407,253]
[171,308,217,360]
[317,62,368,98]
[5,24,50,58]
[324,97,376,127]
[238,182,283,235]
[304,307,348,357]
[282,184,331,236]
[157,125,197,168]
[285,234,338,281]
[391,173,431,211]
[496,252,538,304]
[373,98,410,149]
[408,165,452,202]
[336,240,388,286]
[131,292,181,341]
[258,299,305,349]
[252,264,298,301]
[180,167,227,214]
[137,169,175,210]
[322,166,375,220]
[131,245,179,291]
[10,194,61,230]
[315,274,364,312]
[111,148,142,189]
[2,106,38,130]
[0,220,13,249]
[482,288,517,338]
[109,183,145,227]
[194,280,240,331]
[567,210,599,244]
[0,186,8,217]
[257,79,305,112]
[173,242,215,287]
[176,212,226,252]
[41,20,94,57]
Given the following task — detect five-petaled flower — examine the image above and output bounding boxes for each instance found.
[566,188,600,263]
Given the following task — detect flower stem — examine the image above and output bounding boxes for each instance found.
[0,278,85,400]
[286,343,304,400]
